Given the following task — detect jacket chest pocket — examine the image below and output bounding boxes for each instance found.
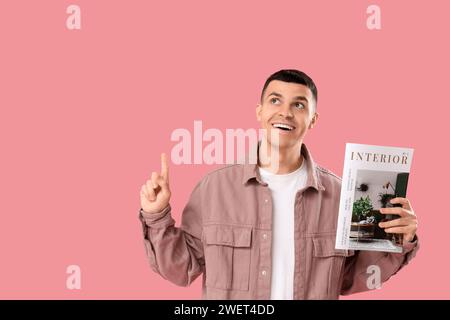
[309,236,355,299]
[202,224,253,291]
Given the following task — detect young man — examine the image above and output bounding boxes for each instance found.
[138,69,419,299]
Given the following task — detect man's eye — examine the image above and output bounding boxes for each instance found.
[270,98,280,104]
[295,102,305,109]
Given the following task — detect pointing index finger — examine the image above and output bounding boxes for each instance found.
[161,153,169,180]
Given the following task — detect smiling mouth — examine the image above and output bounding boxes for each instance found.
[272,123,296,131]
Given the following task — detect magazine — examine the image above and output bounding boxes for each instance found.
[335,143,414,253]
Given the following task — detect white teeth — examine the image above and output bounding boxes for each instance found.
[272,123,294,131]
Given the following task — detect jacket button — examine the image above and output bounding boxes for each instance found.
[264,199,269,203]
[262,233,268,240]
[261,270,267,276]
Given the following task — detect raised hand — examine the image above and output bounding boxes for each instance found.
[140,153,171,214]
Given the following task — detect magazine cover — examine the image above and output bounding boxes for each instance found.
[335,143,414,253]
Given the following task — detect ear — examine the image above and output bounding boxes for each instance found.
[256,104,262,121]
[308,112,319,129]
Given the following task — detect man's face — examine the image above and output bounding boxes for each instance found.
[256,80,319,150]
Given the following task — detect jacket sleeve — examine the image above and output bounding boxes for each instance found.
[340,235,420,295]
[138,181,205,287]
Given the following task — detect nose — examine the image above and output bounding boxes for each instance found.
[278,103,294,118]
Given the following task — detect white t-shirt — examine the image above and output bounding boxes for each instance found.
[258,159,308,300]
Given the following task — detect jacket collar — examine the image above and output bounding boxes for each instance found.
[241,141,326,192]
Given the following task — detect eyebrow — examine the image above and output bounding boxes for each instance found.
[267,91,309,104]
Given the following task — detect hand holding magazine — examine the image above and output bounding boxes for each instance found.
[335,143,416,253]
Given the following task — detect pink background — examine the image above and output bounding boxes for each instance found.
[0,0,448,299]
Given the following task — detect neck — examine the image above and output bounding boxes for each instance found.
[258,139,303,174]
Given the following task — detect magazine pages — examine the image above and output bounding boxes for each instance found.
[335,143,414,253]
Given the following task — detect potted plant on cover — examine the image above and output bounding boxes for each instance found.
[350,196,376,239]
